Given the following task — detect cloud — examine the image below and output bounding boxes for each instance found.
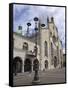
[13,4,65,50]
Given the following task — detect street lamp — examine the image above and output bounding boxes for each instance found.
[26,22,31,37]
[32,17,40,84]
[41,24,45,27]
[34,17,38,56]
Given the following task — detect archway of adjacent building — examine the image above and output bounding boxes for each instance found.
[24,58,32,72]
[33,59,39,71]
[45,60,48,69]
[13,56,22,73]
[54,56,57,68]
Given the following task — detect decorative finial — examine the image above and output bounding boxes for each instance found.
[51,17,54,22]
[34,17,39,21]
[41,24,45,27]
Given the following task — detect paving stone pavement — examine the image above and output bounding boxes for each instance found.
[13,68,66,86]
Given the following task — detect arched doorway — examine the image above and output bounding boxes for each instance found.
[24,58,31,72]
[33,59,39,71]
[45,60,48,69]
[13,56,22,73]
[54,56,57,68]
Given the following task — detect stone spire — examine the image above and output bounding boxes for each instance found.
[51,17,54,23]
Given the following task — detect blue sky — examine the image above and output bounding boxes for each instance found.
[13,4,65,51]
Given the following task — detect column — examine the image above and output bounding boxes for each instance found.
[31,61,33,72]
[22,60,24,73]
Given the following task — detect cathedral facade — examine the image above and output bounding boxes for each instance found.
[13,17,63,73]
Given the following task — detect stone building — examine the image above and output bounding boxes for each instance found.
[13,17,63,73]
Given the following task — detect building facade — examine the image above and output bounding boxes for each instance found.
[13,17,63,73]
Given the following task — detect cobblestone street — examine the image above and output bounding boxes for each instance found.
[13,68,66,86]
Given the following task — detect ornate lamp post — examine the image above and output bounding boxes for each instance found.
[32,17,40,84]
[26,22,31,37]
[41,24,45,27]
[34,17,38,56]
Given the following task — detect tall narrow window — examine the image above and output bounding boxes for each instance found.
[60,49,62,60]
[57,46,59,64]
[51,43,53,64]
[44,41,48,57]
[23,42,28,51]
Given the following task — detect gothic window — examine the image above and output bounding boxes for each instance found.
[44,41,48,57]
[57,46,59,64]
[51,43,53,64]
[54,56,57,68]
[23,42,28,50]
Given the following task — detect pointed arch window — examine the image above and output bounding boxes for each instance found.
[51,43,53,64]
[44,41,48,57]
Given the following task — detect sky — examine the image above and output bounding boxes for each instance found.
[13,4,65,52]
